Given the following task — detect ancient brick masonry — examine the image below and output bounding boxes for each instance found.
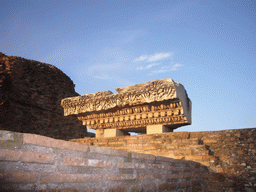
[0,130,236,191]
[72,128,256,191]
[0,52,90,140]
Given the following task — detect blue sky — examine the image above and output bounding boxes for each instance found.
[1,0,255,133]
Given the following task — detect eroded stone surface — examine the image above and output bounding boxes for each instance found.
[61,79,191,137]
[62,79,189,114]
[0,52,91,140]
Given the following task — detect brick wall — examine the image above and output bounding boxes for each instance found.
[72,128,256,191]
[0,53,91,140]
[0,130,236,192]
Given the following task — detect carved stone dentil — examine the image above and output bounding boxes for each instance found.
[61,79,192,135]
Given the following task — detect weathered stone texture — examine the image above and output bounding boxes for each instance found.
[61,79,191,137]
[0,52,90,140]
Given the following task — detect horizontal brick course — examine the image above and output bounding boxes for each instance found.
[41,173,101,183]
[0,149,22,161]
[23,133,89,152]
[0,171,39,183]
[117,162,146,169]
[131,152,155,160]
[87,159,112,168]
[63,156,87,166]
[139,173,153,179]
[20,151,56,164]
[104,173,136,181]
[89,146,129,157]
[1,128,254,192]
[202,139,217,144]
[158,182,176,190]
[0,149,55,164]
[148,163,169,169]
[63,156,112,168]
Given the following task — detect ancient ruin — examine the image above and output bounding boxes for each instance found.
[61,79,191,137]
[0,52,91,140]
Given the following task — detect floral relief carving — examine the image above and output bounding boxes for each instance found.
[61,79,191,132]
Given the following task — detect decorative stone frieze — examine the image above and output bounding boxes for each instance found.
[61,79,191,137]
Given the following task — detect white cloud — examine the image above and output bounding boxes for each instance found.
[146,63,161,69]
[136,63,160,70]
[172,63,183,70]
[134,55,148,62]
[148,52,172,62]
[134,52,172,62]
[149,63,183,75]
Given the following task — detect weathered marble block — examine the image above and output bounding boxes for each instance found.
[61,79,191,137]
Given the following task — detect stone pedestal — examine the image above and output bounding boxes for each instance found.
[103,129,130,138]
[146,125,173,134]
[96,129,104,138]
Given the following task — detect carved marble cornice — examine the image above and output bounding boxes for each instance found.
[61,79,189,116]
[61,79,191,136]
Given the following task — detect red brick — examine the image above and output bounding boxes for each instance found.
[104,174,136,181]
[185,156,203,161]
[0,149,56,164]
[178,181,190,188]
[192,180,202,186]
[183,167,195,172]
[180,173,192,179]
[135,163,147,169]
[89,146,128,157]
[60,140,89,152]
[75,174,101,183]
[174,149,192,155]
[148,164,167,169]
[87,159,112,168]
[166,174,179,180]
[1,171,39,183]
[41,173,101,183]
[139,173,153,179]
[118,162,146,169]
[181,132,189,138]
[131,152,155,160]
[63,156,87,166]
[64,156,112,168]
[202,155,215,161]
[155,156,174,162]
[20,151,55,164]
[203,173,222,180]
[107,185,126,192]
[47,190,80,192]
[23,133,88,152]
[141,183,156,191]
[158,182,176,190]
[198,161,210,167]
[41,173,75,183]
[23,133,53,147]
[0,149,22,161]
[80,189,99,192]
[0,171,4,180]
[202,139,217,144]
[153,174,163,179]
[117,162,135,169]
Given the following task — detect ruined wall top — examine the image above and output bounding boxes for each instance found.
[61,79,190,116]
